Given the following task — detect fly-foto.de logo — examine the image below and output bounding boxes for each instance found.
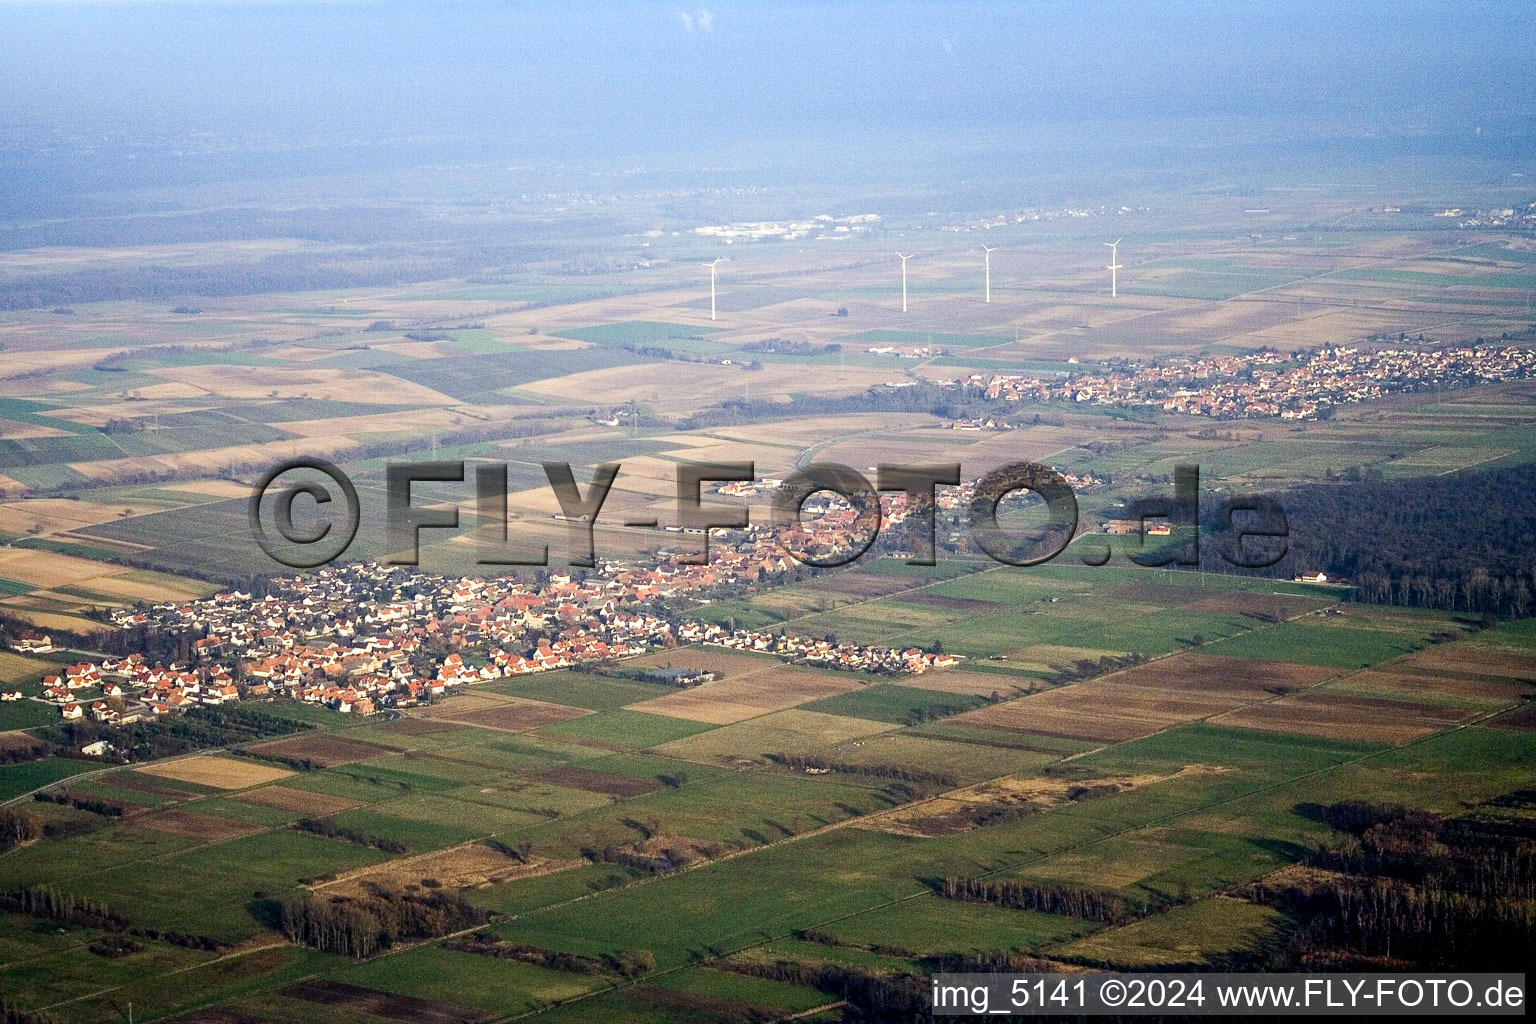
[249,458,1289,571]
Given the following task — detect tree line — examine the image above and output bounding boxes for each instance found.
[2,886,126,931]
[936,876,1137,924]
[35,705,311,766]
[33,792,123,818]
[278,887,491,958]
[291,817,407,854]
[442,933,654,978]
[764,753,959,789]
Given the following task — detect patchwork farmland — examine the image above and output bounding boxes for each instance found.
[1,184,1534,1022]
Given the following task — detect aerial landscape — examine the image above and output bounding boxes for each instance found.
[0,2,1533,1021]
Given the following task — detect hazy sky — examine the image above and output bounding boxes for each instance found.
[2,0,1532,159]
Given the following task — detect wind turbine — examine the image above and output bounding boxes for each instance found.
[1104,239,1122,298]
[708,258,724,321]
[896,252,913,313]
[981,244,998,303]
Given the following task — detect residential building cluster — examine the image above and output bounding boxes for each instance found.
[89,528,955,720]
[26,652,239,725]
[945,344,1536,419]
[1448,202,1536,229]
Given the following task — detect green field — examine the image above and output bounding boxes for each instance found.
[331,944,608,1016]
[825,893,1099,954]
[0,757,100,800]
[542,708,720,748]
[0,699,60,731]
[1204,622,1426,667]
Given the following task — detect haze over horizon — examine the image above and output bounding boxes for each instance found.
[1,0,1533,198]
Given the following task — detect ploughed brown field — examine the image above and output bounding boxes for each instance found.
[622,986,784,1021]
[1208,692,1481,744]
[131,809,265,842]
[279,980,493,1024]
[1106,653,1337,696]
[429,696,592,733]
[377,717,467,736]
[247,734,394,767]
[1488,705,1536,732]
[1405,647,1536,682]
[950,653,1337,744]
[1335,667,1536,705]
[233,785,363,816]
[1182,592,1335,619]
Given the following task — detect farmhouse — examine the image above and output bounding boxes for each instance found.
[11,631,53,653]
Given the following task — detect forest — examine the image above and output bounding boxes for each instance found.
[1206,462,1536,616]
[1241,796,1536,971]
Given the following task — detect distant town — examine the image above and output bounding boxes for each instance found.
[941,342,1536,420]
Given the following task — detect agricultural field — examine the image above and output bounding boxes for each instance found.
[136,754,295,790]
[0,178,1534,1024]
[2,563,1534,1022]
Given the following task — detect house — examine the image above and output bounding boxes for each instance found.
[0,689,21,702]
[12,631,53,653]
[1294,571,1330,584]
[81,740,113,756]
[60,703,83,719]
[64,664,101,688]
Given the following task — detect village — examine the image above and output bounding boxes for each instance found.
[12,504,964,734]
[947,342,1536,419]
